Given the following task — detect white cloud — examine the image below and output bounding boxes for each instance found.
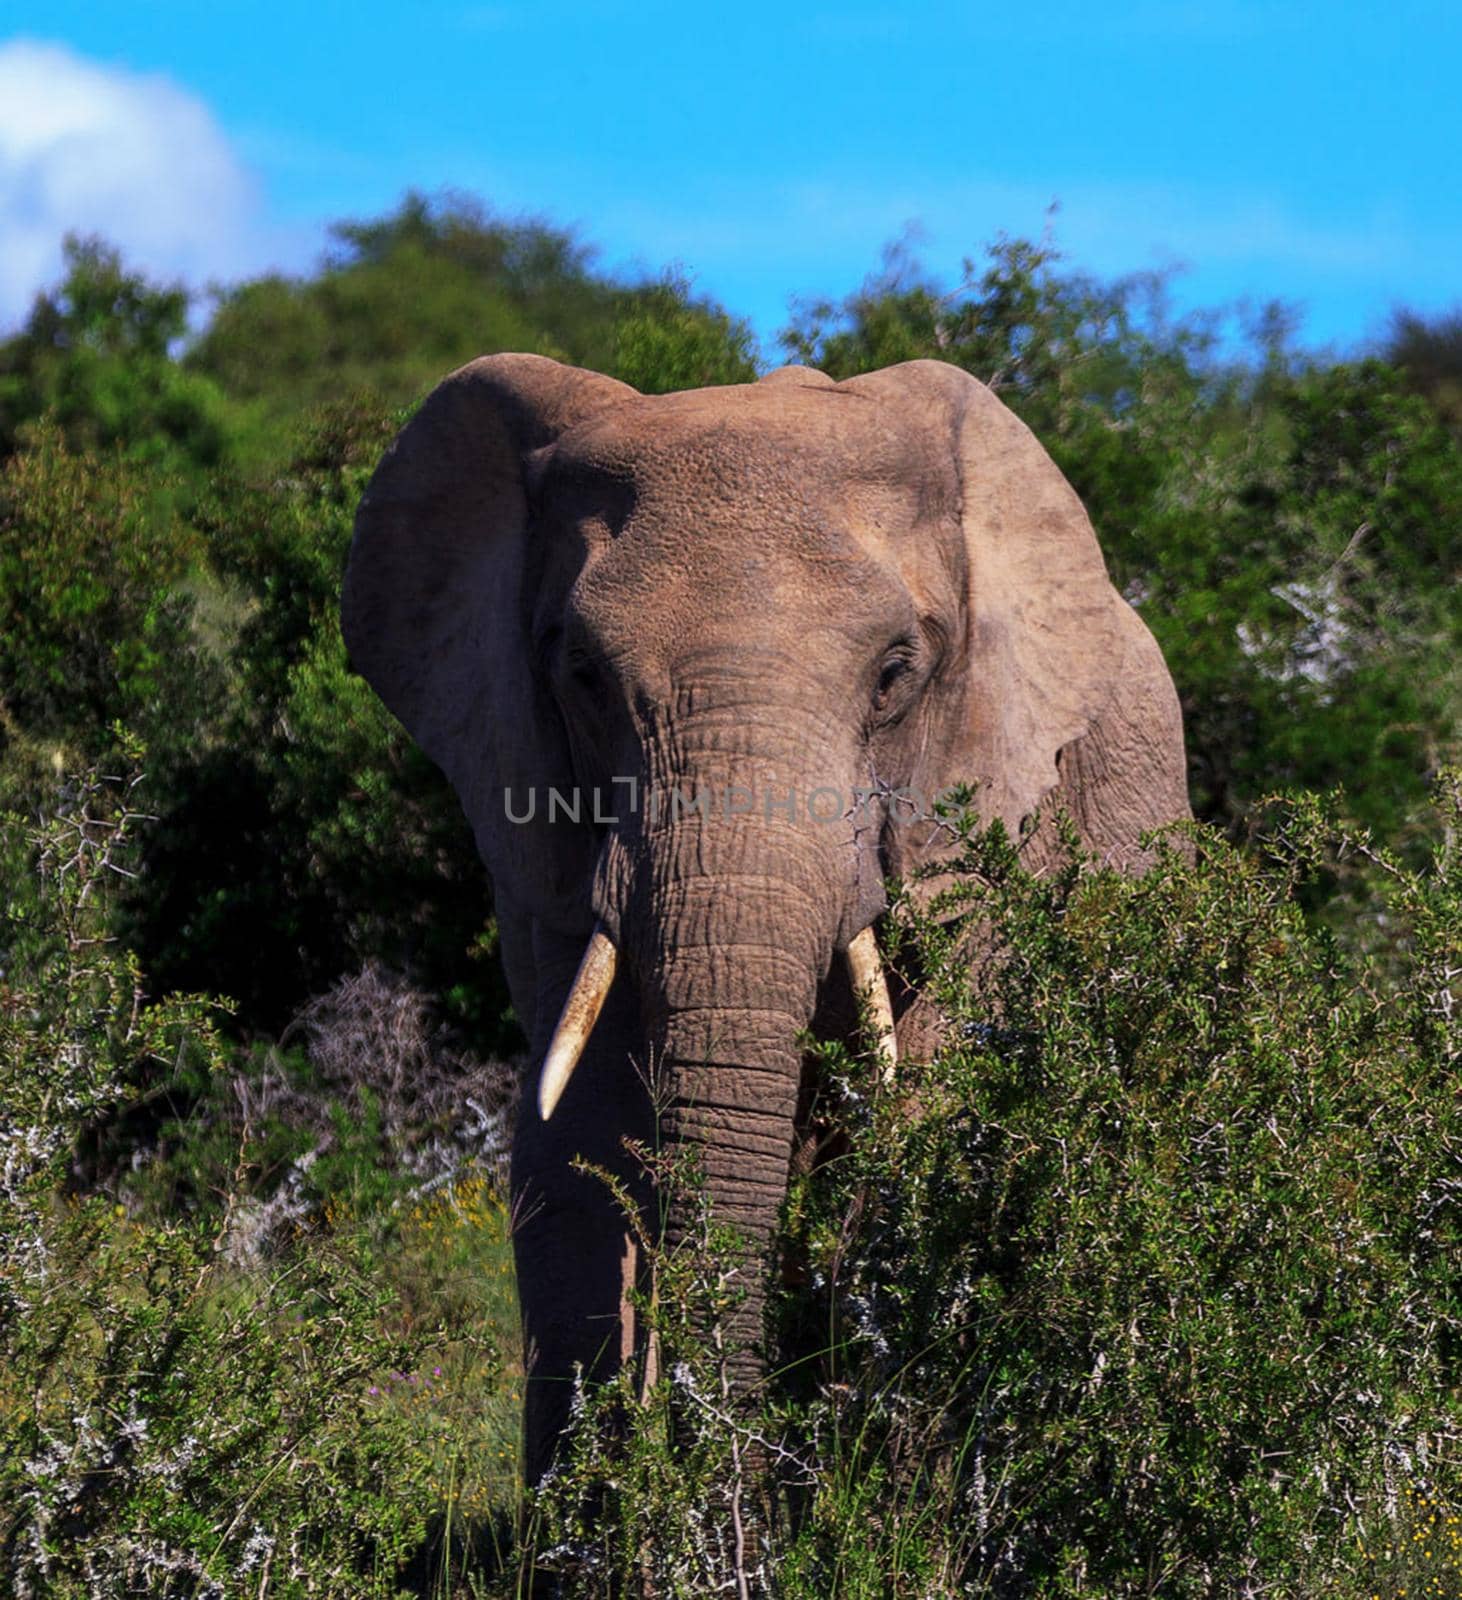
[0,39,270,328]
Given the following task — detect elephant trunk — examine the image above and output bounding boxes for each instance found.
[625,811,836,1397]
[650,987,816,1394]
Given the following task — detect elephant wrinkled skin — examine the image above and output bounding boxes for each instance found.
[341,354,1190,1480]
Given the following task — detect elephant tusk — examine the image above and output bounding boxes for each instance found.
[847,925,897,1081]
[538,926,618,1120]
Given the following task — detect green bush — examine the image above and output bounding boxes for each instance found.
[0,764,514,1598]
[0,421,219,745]
[785,779,1460,1596]
[611,274,758,394]
[124,400,512,1047]
[514,779,1461,1597]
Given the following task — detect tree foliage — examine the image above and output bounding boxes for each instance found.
[0,236,229,472]
[1385,302,1462,436]
[188,191,755,463]
[0,419,216,742]
[126,401,509,1043]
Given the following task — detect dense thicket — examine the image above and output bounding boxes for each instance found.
[0,193,1458,1595]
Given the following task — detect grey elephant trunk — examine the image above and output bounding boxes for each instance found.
[623,817,834,1393]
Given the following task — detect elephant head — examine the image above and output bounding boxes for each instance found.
[341,354,1189,1480]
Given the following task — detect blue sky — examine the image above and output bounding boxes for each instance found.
[2,0,1458,359]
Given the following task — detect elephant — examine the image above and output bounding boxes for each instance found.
[341,353,1190,1482]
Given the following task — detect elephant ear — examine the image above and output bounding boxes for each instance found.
[342,353,636,927]
[846,359,1189,876]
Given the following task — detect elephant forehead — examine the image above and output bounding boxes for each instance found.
[551,385,950,512]
[542,387,962,648]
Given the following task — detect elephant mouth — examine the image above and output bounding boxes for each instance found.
[536,920,897,1120]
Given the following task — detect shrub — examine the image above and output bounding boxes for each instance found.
[0,765,467,1597]
[0,422,217,744]
[131,963,521,1257]
[513,779,1461,1597]
[775,779,1462,1595]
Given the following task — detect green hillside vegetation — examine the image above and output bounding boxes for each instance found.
[0,192,1458,1595]
[189,191,758,466]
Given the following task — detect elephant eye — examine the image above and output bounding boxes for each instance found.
[873,641,918,713]
[538,624,607,706]
[565,644,605,698]
[876,658,909,697]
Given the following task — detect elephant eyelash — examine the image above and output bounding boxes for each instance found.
[872,641,920,716]
[876,655,913,696]
[873,618,950,718]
